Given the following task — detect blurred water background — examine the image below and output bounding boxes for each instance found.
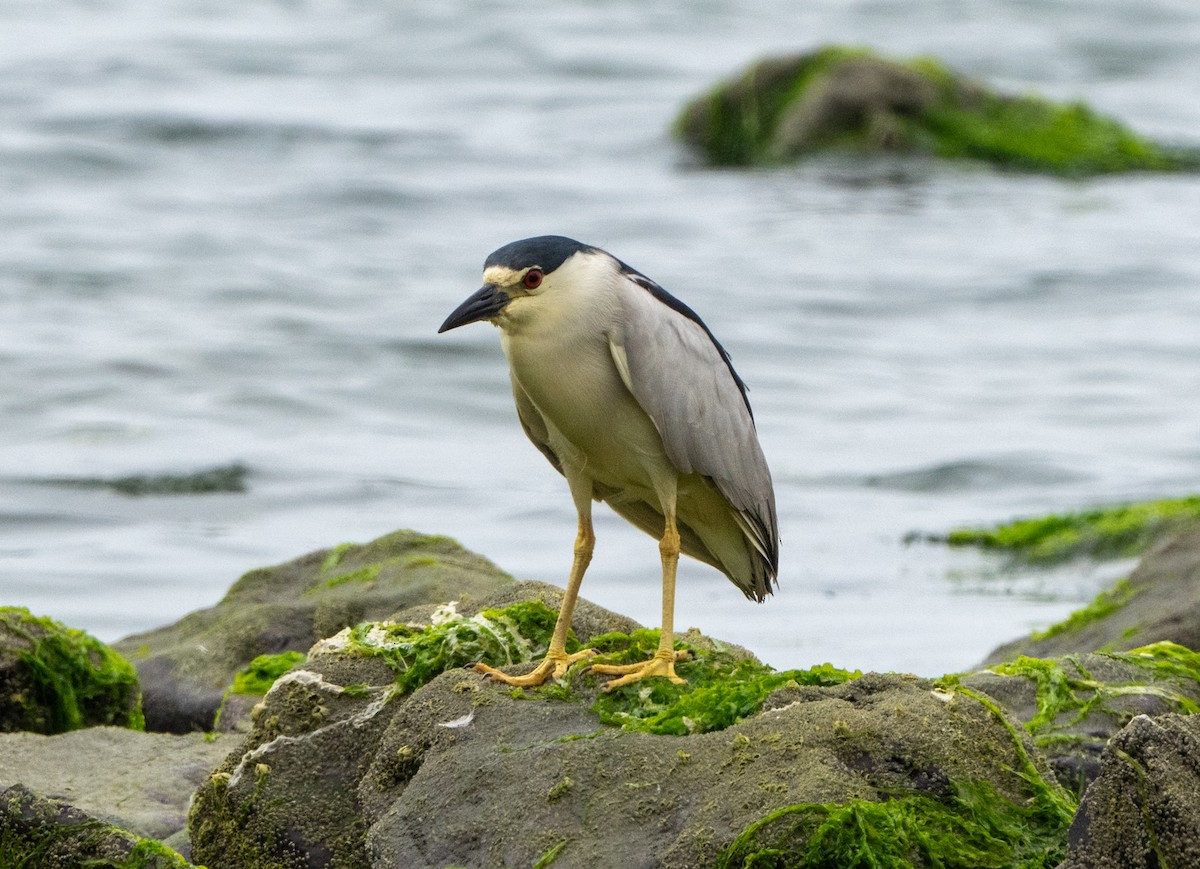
[2,1,1199,676]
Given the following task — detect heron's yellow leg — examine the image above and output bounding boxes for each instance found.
[474,514,598,687]
[592,512,688,690]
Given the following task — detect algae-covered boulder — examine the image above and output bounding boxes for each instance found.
[959,645,1200,795]
[188,585,1075,869]
[0,784,195,868]
[676,46,1198,175]
[0,607,143,734]
[985,526,1200,663]
[1060,713,1200,869]
[113,529,516,732]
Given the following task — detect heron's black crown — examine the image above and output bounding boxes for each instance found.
[484,236,598,275]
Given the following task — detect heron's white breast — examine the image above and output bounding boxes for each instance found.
[499,302,671,493]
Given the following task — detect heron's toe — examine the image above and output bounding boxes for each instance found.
[473,648,598,687]
[593,649,689,690]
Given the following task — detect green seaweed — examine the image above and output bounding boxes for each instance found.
[0,785,194,868]
[1031,577,1137,641]
[0,607,143,733]
[713,681,1077,869]
[1113,640,1200,684]
[230,651,307,695]
[343,600,568,694]
[588,631,860,735]
[943,495,1200,564]
[320,564,382,590]
[987,648,1200,740]
[717,778,1070,869]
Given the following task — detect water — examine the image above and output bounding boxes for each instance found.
[2,1,1199,677]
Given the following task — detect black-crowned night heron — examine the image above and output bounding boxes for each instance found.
[439,236,778,689]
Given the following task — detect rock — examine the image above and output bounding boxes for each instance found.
[985,527,1200,663]
[0,606,143,734]
[959,646,1200,795]
[188,589,1074,869]
[1058,713,1200,868]
[0,783,195,868]
[113,529,516,732]
[675,46,1198,175]
[0,726,228,849]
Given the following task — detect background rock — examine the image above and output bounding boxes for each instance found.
[0,726,228,850]
[113,529,516,732]
[985,528,1200,663]
[675,45,1196,175]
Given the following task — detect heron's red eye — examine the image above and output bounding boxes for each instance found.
[523,269,543,289]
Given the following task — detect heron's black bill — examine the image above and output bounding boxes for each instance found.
[438,285,510,333]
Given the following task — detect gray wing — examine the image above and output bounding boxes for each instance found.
[510,374,564,476]
[608,272,779,584]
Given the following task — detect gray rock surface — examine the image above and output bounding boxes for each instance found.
[0,726,228,846]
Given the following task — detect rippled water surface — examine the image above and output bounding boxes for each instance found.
[3,1,1199,675]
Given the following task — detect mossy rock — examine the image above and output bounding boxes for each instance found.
[676,45,1199,175]
[0,784,195,868]
[189,591,1075,869]
[112,529,516,732]
[0,607,143,734]
[985,526,1200,663]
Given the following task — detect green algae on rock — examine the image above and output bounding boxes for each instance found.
[675,46,1198,175]
[327,599,568,694]
[229,651,308,696]
[957,643,1200,796]
[941,495,1200,565]
[1030,577,1138,642]
[0,607,143,734]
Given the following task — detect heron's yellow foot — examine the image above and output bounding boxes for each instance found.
[592,649,689,691]
[473,648,597,688]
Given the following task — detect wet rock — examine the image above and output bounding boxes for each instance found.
[985,527,1200,663]
[676,46,1197,175]
[0,783,194,868]
[1059,713,1200,869]
[0,606,142,734]
[113,529,516,732]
